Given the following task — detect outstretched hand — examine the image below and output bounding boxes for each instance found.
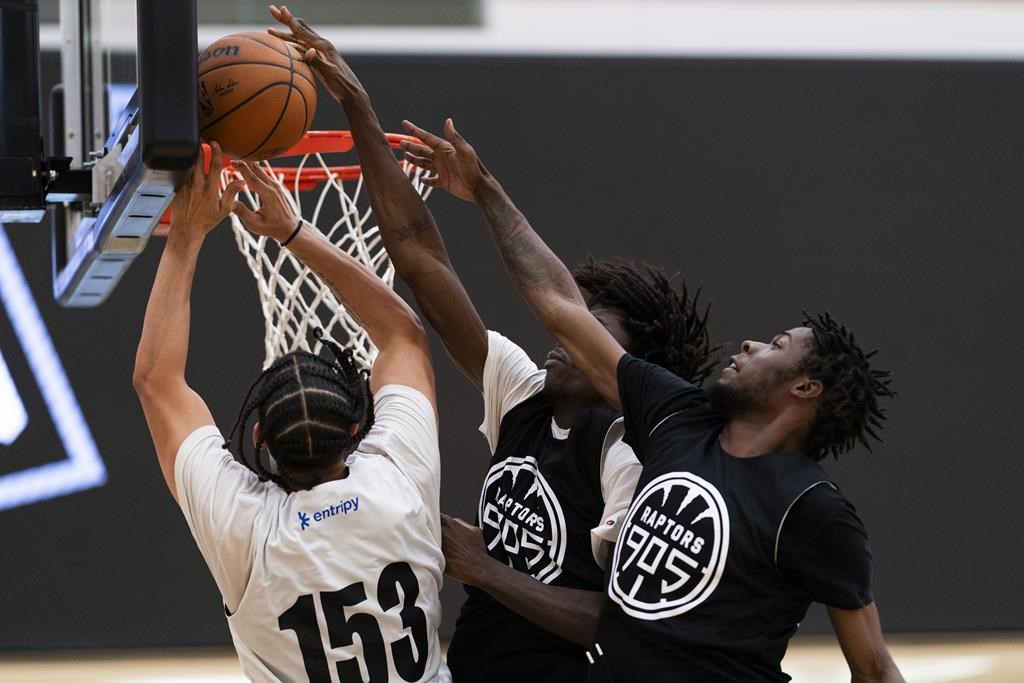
[267,4,366,102]
[229,161,300,242]
[440,513,491,587]
[400,119,491,203]
[169,141,243,243]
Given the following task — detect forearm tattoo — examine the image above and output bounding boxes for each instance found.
[396,218,433,242]
[480,187,562,290]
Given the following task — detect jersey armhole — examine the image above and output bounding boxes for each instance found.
[598,417,626,484]
[479,331,545,453]
[773,480,837,567]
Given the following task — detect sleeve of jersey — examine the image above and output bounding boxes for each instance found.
[776,484,875,610]
[617,354,708,458]
[478,330,546,454]
[590,418,642,567]
[174,425,270,610]
[360,385,441,507]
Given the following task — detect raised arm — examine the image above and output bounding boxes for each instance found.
[265,6,486,389]
[402,119,625,408]
[231,161,434,408]
[133,143,243,500]
[829,604,905,683]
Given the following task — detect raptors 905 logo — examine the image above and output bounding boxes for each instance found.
[479,455,567,584]
[609,472,730,620]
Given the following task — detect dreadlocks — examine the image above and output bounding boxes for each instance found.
[226,334,374,492]
[799,311,895,461]
[573,259,719,385]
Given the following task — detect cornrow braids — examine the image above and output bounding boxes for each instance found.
[225,333,374,492]
[799,311,895,461]
[573,259,721,385]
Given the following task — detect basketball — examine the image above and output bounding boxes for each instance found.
[197,32,317,161]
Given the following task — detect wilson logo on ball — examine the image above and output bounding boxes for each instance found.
[196,32,317,160]
[197,44,240,65]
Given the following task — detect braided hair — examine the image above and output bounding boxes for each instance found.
[799,311,895,461]
[226,333,374,492]
[573,259,720,385]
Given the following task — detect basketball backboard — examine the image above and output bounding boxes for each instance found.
[48,0,198,306]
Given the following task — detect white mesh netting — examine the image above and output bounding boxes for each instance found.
[225,150,433,369]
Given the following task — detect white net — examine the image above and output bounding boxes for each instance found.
[225,148,433,369]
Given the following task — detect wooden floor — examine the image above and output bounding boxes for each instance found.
[0,633,1021,682]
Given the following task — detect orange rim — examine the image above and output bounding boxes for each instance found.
[156,130,421,233]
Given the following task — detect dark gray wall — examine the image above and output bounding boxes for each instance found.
[1,55,1021,649]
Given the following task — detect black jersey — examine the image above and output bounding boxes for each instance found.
[446,333,641,683]
[589,356,874,683]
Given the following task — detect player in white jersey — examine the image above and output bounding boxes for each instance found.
[132,138,445,680]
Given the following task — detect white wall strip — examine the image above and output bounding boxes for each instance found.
[39,0,1024,60]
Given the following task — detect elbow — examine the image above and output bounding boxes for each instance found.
[392,254,427,284]
[538,296,583,338]
[132,359,165,397]
[378,308,429,351]
[132,361,151,394]
[132,367,156,398]
[394,250,451,289]
[401,311,429,347]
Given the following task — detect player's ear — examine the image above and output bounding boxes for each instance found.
[348,423,359,437]
[790,378,823,400]
[253,421,263,447]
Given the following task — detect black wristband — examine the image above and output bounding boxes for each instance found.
[279,219,303,247]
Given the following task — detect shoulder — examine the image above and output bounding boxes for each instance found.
[358,385,439,454]
[788,481,860,525]
[777,481,870,564]
[777,481,874,609]
[174,425,237,484]
[485,330,541,375]
[357,384,440,500]
[617,354,709,410]
[368,382,436,423]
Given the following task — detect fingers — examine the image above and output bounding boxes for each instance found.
[249,162,283,193]
[444,118,459,142]
[249,160,273,183]
[402,151,435,171]
[231,160,273,191]
[399,139,434,159]
[445,117,471,152]
[401,119,445,149]
[268,6,311,48]
[279,5,322,43]
[189,146,206,186]
[269,3,299,32]
[266,27,297,43]
[231,200,259,226]
[208,141,225,182]
[304,47,324,67]
[220,179,245,214]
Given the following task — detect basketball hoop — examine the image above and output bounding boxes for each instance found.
[166,131,433,369]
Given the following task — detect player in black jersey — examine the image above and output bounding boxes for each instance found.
[403,122,905,682]
[342,108,714,679]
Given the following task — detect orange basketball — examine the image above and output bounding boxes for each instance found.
[197,32,317,161]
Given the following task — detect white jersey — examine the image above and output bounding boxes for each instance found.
[175,385,444,683]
